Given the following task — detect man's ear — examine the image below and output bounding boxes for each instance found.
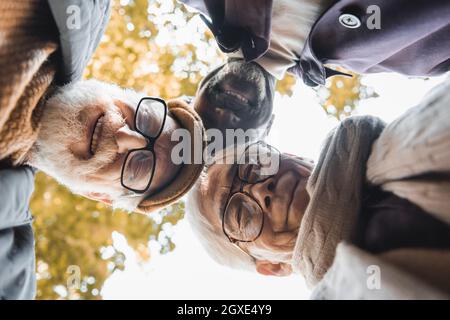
[82,192,113,206]
[255,260,292,277]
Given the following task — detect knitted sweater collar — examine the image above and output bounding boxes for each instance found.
[292,115,385,287]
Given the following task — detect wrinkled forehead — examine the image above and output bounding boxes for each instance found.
[197,162,237,229]
[198,141,276,212]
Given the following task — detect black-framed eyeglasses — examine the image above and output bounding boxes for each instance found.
[222,142,281,244]
[120,97,168,194]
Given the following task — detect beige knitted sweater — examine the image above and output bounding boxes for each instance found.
[0,0,58,165]
[293,79,450,290]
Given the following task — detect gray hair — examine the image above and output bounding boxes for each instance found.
[185,169,257,272]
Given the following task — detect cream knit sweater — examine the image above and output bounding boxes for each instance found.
[293,79,450,288]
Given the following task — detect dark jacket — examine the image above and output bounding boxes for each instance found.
[0,0,110,300]
[360,188,450,254]
[181,0,450,86]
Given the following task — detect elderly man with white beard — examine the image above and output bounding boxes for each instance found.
[186,79,450,299]
[0,0,207,300]
[1,77,207,299]
[27,80,206,212]
[0,0,111,299]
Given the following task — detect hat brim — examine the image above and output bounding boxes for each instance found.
[137,99,206,213]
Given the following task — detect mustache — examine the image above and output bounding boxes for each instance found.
[89,111,123,173]
[207,89,259,119]
[33,91,126,178]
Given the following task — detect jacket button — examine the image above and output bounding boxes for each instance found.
[339,13,361,29]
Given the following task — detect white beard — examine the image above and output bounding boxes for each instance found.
[27,79,146,211]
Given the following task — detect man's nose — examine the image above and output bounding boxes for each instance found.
[246,178,275,211]
[115,126,148,154]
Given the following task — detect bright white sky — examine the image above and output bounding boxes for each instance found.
[102,73,447,299]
